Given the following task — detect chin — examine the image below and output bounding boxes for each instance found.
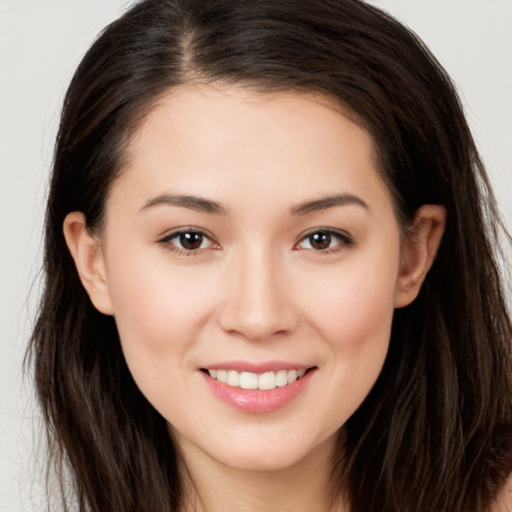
[182,425,337,475]
[220,448,307,472]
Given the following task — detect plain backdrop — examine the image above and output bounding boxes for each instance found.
[1,1,511,510]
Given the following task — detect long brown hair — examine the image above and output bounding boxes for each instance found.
[28,1,512,510]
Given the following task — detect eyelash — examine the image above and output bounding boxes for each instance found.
[158,228,219,257]
[158,228,355,256]
[293,228,355,254]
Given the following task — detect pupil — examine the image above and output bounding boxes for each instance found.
[180,232,203,250]
[310,232,331,250]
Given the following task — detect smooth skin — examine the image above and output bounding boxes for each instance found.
[64,85,446,512]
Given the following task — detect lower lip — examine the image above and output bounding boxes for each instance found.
[201,369,315,413]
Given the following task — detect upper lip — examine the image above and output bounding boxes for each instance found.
[200,361,314,373]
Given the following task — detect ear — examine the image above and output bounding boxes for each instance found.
[394,204,446,308]
[63,212,114,315]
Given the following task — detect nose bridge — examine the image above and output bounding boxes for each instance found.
[219,241,296,340]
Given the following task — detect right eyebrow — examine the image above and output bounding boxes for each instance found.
[139,193,227,215]
[290,193,369,216]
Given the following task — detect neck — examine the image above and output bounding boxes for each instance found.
[176,431,348,512]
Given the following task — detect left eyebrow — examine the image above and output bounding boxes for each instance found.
[290,193,369,216]
[139,193,227,215]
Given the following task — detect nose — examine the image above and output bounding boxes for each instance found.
[217,247,299,342]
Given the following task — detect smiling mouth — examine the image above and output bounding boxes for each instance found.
[201,368,315,391]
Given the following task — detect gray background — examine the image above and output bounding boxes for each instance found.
[1,1,511,510]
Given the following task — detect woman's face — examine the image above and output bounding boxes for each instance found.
[81,85,415,471]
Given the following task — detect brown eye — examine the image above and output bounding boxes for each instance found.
[159,229,217,253]
[308,232,332,250]
[179,232,204,250]
[295,229,354,252]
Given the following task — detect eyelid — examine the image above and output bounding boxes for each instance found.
[158,226,211,241]
[156,226,355,255]
[293,227,355,252]
[157,226,220,254]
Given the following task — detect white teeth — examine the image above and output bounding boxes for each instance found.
[276,369,288,387]
[206,368,309,390]
[258,371,276,391]
[240,371,258,390]
[226,370,240,387]
[287,369,298,384]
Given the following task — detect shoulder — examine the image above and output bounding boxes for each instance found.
[489,473,512,512]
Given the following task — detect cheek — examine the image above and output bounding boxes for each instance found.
[297,245,400,416]
[104,253,220,418]
[304,251,399,349]
[105,249,216,362]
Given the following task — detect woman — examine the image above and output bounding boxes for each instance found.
[28,0,512,511]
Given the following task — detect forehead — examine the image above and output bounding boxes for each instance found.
[109,84,393,217]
